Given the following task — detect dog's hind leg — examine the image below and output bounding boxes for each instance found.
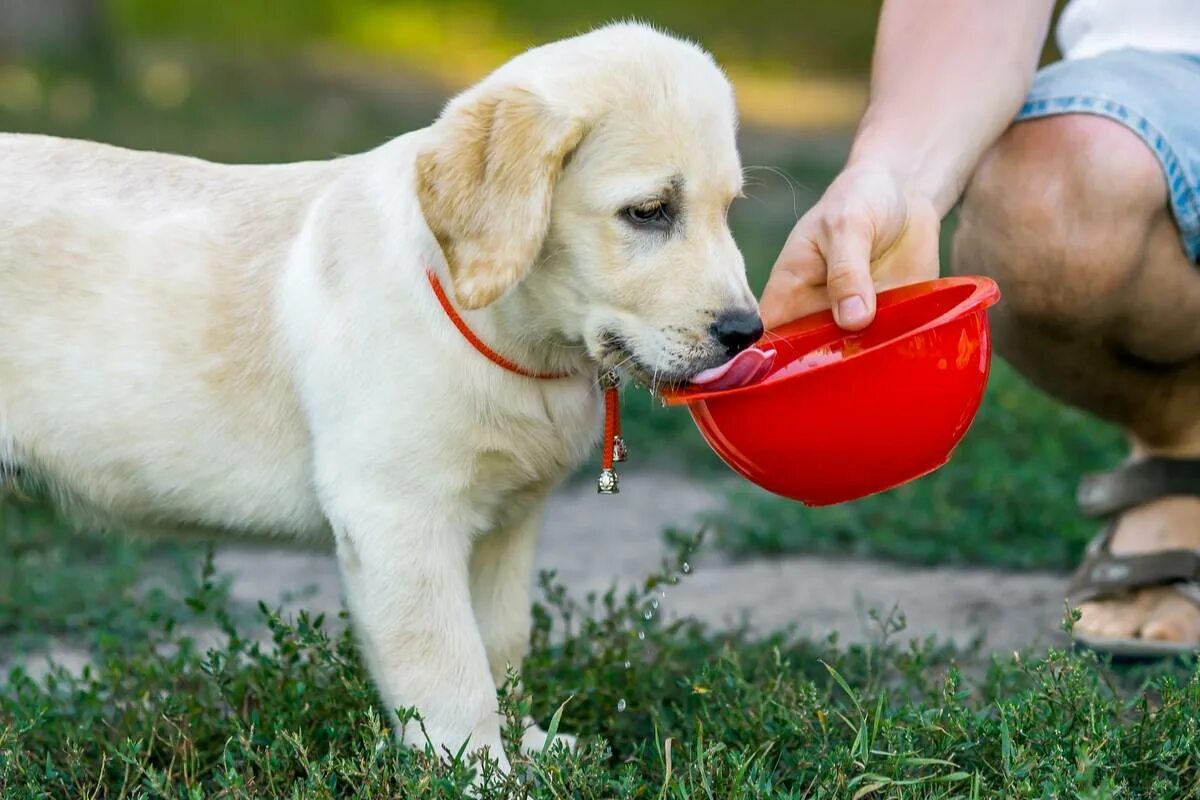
[469,488,547,687]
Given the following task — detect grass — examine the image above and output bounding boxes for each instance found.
[4,537,1200,799]
[0,501,200,654]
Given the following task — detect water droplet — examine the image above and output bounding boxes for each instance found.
[682,562,691,574]
[624,660,631,669]
[616,698,627,713]
[638,630,645,640]
[643,610,653,620]
[660,589,666,600]
[650,599,659,610]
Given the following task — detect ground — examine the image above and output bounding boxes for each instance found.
[7,469,1071,682]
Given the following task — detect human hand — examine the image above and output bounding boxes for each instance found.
[759,166,941,331]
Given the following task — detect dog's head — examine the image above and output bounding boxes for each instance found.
[417,23,758,388]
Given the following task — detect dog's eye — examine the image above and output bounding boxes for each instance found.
[622,201,671,227]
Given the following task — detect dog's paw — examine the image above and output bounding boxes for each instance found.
[520,719,577,756]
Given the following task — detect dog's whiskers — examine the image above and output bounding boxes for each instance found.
[760,330,787,347]
[743,164,804,221]
[591,353,635,390]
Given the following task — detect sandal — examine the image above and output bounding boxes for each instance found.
[1068,457,1200,659]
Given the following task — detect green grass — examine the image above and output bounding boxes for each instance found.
[4,537,1200,799]
[0,501,202,654]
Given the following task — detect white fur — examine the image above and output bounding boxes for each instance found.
[0,22,752,769]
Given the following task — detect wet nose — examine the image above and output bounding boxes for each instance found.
[711,309,764,357]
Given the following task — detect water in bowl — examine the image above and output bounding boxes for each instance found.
[772,337,865,380]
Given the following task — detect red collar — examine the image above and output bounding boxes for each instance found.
[426,268,627,494]
[425,269,572,381]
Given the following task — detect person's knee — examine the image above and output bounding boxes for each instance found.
[952,114,1167,331]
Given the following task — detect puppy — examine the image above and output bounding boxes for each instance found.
[0,22,759,768]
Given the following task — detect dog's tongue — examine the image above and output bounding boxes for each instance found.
[689,346,776,391]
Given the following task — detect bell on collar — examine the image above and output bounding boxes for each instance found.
[597,467,620,494]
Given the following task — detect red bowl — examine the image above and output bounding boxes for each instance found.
[662,276,1001,506]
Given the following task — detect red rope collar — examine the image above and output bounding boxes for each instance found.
[425,269,570,380]
[425,269,626,493]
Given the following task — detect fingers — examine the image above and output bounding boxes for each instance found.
[872,194,943,290]
[759,223,830,329]
[760,262,828,330]
[759,168,939,332]
[760,208,878,331]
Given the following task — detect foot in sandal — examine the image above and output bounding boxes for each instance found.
[1068,459,1200,656]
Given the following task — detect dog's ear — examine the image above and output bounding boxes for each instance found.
[417,85,586,309]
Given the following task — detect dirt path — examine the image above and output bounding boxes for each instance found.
[210,469,1069,654]
[10,469,1070,679]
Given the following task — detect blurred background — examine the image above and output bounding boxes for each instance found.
[1,1,1115,661]
[0,0,889,287]
[0,0,896,342]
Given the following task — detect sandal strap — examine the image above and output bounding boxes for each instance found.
[1173,582,1200,607]
[1077,457,1200,519]
[1068,524,1200,603]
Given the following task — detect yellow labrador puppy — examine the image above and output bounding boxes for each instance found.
[0,22,759,768]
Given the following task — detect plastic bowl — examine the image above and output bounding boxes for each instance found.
[661,276,1001,506]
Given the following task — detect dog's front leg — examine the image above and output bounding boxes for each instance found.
[326,491,510,772]
[469,488,576,755]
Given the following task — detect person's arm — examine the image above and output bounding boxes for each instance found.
[759,0,1056,330]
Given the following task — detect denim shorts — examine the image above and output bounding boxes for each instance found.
[1015,48,1200,263]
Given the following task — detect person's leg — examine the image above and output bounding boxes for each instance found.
[952,112,1200,644]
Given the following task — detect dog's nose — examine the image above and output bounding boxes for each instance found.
[711,309,764,357]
